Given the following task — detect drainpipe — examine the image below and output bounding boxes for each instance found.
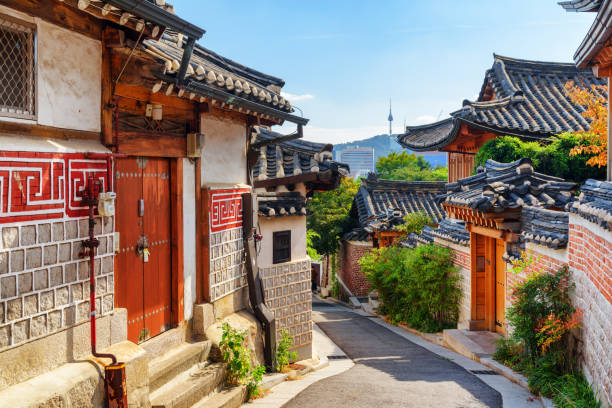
[79,176,127,407]
[242,192,277,371]
[177,37,196,87]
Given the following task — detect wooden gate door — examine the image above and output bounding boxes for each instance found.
[494,239,507,335]
[115,157,173,343]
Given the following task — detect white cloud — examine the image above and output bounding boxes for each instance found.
[281,92,315,102]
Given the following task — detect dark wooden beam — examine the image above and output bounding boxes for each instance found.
[2,0,102,40]
[0,121,100,140]
[116,132,185,157]
[253,172,318,188]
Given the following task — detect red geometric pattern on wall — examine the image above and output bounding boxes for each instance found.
[209,188,249,232]
[0,151,111,223]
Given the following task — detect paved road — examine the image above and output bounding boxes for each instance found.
[284,301,502,408]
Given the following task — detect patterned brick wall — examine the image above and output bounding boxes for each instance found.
[0,217,115,350]
[261,259,312,351]
[338,241,372,297]
[506,248,567,302]
[208,189,249,302]
[0,151,113,351]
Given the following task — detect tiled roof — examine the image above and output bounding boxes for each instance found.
[252,127,349,186]
[520,206,569,249]
[342,228,372,242]
[558,0,602,12]
[400,229,435,249]
[441,158,577,212]
[140,32,301,119]
[258,192,306,218]
[569,179,612,230]
[352,174,446,230]
[430,218,470,246]
[398,55,607,151]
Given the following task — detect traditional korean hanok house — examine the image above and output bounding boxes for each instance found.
[251,126,348,360]
[398,55,607,182]
[433,158,576,335]
[0,1,309,406]
[339,174,446,296]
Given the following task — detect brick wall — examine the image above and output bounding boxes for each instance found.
[261,258,312,359]
[338,240,373,297]
[0,217,115,350]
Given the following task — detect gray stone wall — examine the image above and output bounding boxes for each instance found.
[261,258,312,358]
[209,227,246,302]
[0,217,115,350]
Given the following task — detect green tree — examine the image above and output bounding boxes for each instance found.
[375,151,448,181]
[307,178,360,255]
[474,134,606,183]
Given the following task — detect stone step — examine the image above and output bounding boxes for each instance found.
[150,362,225,408]
[191,385,247,408]
[148,340,212,393]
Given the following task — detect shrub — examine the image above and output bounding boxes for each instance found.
[359,243,461,332]
[395,211,435,236]
[219,323,266,399]
[474,134,606,183]
[276,328,298,372]
[492,260,600,406]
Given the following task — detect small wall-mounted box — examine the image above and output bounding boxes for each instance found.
[98,192,116,217]
[187,133,205,158]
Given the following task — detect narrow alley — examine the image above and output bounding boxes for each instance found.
[283,301,502,408]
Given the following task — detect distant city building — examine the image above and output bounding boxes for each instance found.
[340,146,375,178]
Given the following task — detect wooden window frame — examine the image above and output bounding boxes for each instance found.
[273,230,291,264]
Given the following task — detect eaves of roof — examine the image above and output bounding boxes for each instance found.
[572,0,612,67]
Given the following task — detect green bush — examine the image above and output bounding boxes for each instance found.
[275,328,298,372]
[492,263,600,406]
[219,323,266,399]
[474,134,606,183]
[359,244,461,332]
[394,211,435,235]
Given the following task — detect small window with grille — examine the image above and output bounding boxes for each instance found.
[0,13,36,119]
[273,230,291,264]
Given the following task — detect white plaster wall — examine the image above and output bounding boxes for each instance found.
[182,159,197,321]
[257,216,307,267]
[200,114,247,186]
[0,6,101,132]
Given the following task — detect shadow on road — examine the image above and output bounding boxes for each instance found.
[284,303,502,408]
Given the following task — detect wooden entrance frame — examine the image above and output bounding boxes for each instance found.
[444,203,520,333]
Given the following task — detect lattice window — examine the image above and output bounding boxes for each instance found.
[273,230,291,264]
[0,13,36,119]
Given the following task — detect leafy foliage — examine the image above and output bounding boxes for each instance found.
[306,230,321,261]
[474,134,606,183]
[219,323,266,399]
[394,211,435,236]
[492,261,600,406]
[564,81,607,168]
[359,244,461,332]
[307,178,360,255]
[275,328,298,372]
[376,151,448,181]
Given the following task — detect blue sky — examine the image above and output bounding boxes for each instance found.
[175,1,596,144]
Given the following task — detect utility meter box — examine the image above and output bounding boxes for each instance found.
[98,192,116,217]
[187,133,205,158]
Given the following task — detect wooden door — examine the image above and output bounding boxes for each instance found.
[495,239,506,335]
[115,157,173,343]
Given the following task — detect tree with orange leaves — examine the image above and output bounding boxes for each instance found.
[564,81,608,168]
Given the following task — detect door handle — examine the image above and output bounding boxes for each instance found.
[138,198,144,217]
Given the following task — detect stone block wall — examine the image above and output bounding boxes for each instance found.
[0,217,115,351]
[338,240,373,297]
[568,215,612,406]
[261,258,312,360]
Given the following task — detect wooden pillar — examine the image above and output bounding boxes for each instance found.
[101,28,113,147]
[171,159,184,324]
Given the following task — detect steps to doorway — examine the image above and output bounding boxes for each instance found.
[147,338,247,408]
